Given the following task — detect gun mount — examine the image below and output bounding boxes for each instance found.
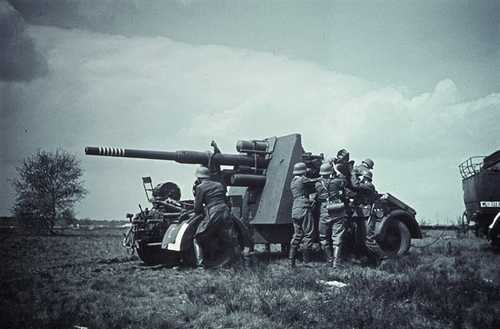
[88,133,421,266]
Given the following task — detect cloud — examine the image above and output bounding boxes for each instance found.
[1,26,498,222]
[0,0,47,81]
[8,0,500,99]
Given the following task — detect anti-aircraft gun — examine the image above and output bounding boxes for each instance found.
[86,133,421,266]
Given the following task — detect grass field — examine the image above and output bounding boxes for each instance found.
[1,229,500,329]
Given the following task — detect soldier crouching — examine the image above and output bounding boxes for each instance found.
[315,163,349,268]
[289,162,316,268]
[193,166,240,268]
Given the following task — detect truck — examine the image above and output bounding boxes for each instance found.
[86,133,422,266]
[459,150,500,247]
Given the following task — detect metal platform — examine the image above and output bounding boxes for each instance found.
[459,156,485,180]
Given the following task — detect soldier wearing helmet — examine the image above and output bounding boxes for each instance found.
[352,158,374,181]
[193,166,239,267]
[362,158,374,170]
[289,162,317,267]
[351,169,376,209]
[350,169,385,264]
[329,149,355,178]
[315,162,349,268]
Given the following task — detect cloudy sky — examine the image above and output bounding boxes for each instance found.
[1,0,499,223]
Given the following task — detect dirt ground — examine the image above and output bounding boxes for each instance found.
[1,228,500,329]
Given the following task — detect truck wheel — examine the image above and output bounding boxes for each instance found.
[379,220,411,256]
[489,212,500,249]
[136,243,180,266]
[461,211,469,234]
[491,237,500,249]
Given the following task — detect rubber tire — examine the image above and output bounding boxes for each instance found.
[491,237,500,249]
[488,212,500,249]
[180,218,202,267]
[137,244,180,266]
[461,211,469,234]
[379,220,411,256]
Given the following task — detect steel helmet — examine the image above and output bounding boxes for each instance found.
[334,149,349,163]
[362,158,374,170]
[292,162,307,175]
[362,171,373,181]
[195,166,210,178]
[319,163,334,176]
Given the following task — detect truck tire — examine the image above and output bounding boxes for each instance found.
[379,219,411,256]
[491,237,500,249]
[488,212,500,249]
[136,243,180,266]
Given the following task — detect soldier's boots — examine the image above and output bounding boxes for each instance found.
[332,246,344,269]
[289,246,297,268]
[324,246,334,265]
[193,240,205,268]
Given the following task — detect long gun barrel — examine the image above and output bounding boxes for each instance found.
[85,146,267,167]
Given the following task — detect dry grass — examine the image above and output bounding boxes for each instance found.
[1,229,500,329]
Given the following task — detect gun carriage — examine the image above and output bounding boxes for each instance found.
[86,134,421,266]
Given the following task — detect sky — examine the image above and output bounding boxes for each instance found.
[1,0,499,223]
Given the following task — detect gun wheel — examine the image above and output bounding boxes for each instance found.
[379,220,411,256]
[136,243,180,266]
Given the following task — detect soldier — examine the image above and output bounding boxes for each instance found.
[315,163,349,268]
[330,149,355,178]
[352,158,374,180]
[351,171,385,264]
[289,162,316,267]
[193,166,239,267]
[362,158,374,171]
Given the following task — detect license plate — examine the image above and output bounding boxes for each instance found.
[480,201,500,208]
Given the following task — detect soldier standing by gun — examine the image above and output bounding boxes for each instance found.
[351,171,385,265]
[289,162,317,268]
[330,149,355,178]
[352,158,374,180]
[315,163,349,268]
[193,166,239,267]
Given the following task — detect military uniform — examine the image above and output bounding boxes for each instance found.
[315,175,348,266]
[350,175,384,262]
[329,149,354,179]
[290,175,316,252]
[194,179,230,231]
[194,178,237,265]
[350,175,376,217]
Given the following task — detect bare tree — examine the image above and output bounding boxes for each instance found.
[12,149,87,234]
